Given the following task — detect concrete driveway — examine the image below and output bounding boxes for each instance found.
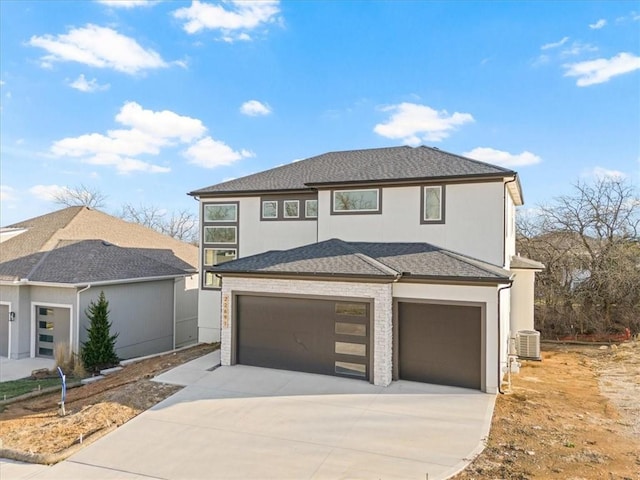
[12,352,495,480]
[0,356,55,382]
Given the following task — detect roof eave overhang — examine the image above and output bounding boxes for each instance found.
[189,188,315,199]
[510,266,545,272]
[214,270,511,286]
[398,275,512,286]
[213,271,397,283]
[188,172,519,198]
[506,175,524,206]
[305,172,515,189]
[3,274,190,289]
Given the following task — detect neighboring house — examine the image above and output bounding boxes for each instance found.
[0,206,199,361]
[189,146,543,393]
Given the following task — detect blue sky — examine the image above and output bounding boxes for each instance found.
[1,0,639,226]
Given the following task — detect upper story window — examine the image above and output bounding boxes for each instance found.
[260,195,318,221]
[204,226,237,244]
[305,199,318,218]
[332,188,381,214]
[421,185,445,224]
[202,201,239,289]
[283,200,300,218]
[204,204,237,222]
[262,200,278,219]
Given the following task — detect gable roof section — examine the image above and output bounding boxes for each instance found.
[189,146,517,196]
[1,206,198,270]
[212,238,511,284]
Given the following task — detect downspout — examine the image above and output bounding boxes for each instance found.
[76,284,91,355]
[503,176,518,268]
[497,279,514,394]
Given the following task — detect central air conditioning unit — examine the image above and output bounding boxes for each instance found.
[516,330,541,360]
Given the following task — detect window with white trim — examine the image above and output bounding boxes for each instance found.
[421,185,445,224]
[202,201,239,289]
[204,248,237,266]
[262,200,278,219]
[283,200,300,218]
[305,199,318,218]
[332,188,380,213]
[204,204,237,222]
[204,226,237,244]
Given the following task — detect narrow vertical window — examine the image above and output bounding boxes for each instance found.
[422,186,445,223]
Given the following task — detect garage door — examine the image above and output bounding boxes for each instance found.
[398,302,481,390]
[236,295,370,380]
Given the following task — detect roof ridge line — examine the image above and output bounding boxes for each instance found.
[23,248,54,281]
[418,145,516,174]
[334,239,400,276]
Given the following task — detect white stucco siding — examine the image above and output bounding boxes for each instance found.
[510,269,536,333]
[220,277,394,386]
[317,182,505,266]
[200,197,317,259]
[393,282,503,394]
[238,197,317,257]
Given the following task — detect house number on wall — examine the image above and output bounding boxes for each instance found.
[222,294,230,329]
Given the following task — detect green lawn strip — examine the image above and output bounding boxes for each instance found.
[0,377,69,401]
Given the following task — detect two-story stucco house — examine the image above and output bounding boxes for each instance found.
[189,146,543,393]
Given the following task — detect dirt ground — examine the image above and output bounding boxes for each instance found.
[0,343,218,459]
[454,341,640,480]
[1,341,639,478]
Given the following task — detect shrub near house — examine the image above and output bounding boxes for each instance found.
[81,291,119,373]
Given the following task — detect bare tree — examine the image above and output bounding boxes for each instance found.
[517,177,639,336]
[52,184,107,209]
[120,203,198,244]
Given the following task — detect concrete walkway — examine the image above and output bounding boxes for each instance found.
[9,350,496,480]
[0,356,55,382]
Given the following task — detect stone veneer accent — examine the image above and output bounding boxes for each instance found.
[221,277,394,386]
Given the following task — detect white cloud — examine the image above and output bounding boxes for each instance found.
[51,102,207,174]
[29,24,168,74]
[115,101,206,142]
[584,166,627,180]
[374,102,474,145]
[173,0,281,41]
[240,100,271,116]
[69,74,110,92]
[541,36,569,50]
[0,185,17,202]
[561,41,598,57]
[564,52,640,86]
[463,147,542,167]
[97,0,158,8]
[28,184,67,201]
[51,102,247,173]
[616,11,640,23]
[0,80,4,86]
[84,153,170,173]
[589,19,607,29]
[183,136,254,168]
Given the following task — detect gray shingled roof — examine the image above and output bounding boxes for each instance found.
[189,146,516,195]
[1,206,198,270]
[212,239,511,283]
[0,240,187,284]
